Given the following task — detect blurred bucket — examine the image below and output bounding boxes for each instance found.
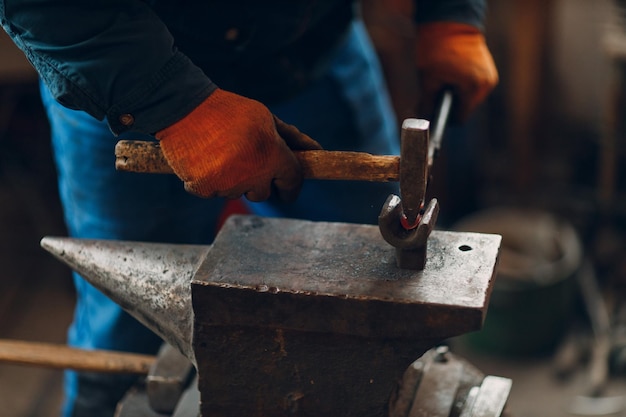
[454,207,582,356]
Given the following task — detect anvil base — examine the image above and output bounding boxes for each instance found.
[115,345,512,417]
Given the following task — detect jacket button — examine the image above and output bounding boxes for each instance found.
[119,113,135,126]
[224,28,239,41]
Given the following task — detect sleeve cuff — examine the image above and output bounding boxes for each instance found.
[106,51,217,135]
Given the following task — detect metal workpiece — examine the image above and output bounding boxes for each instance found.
[147,344,195,414]
[40,237,207,365]
[42,215,501,417]
[379,195,440,270]
[389,347,512,417]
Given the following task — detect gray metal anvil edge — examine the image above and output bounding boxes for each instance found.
[40,214,501,368]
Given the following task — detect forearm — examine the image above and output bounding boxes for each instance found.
[0,0,214,134]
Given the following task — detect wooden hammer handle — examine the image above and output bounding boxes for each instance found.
[115,140,400,182]
[0,338,155,374]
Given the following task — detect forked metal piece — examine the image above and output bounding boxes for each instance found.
[379,195,440,269]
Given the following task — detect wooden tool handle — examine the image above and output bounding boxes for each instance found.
[0,338,155,374]
[115,140,400,182]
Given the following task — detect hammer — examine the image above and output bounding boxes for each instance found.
[115,92,451,184]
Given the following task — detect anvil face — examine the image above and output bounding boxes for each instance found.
[191,215,501,417]
[193,215,500,339]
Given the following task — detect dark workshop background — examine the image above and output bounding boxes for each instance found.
[2,0,626,416]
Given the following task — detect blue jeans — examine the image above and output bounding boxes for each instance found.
[42,20,399,417]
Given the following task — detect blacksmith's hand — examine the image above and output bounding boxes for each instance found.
[156,88,322,202]
[416,22,498,121]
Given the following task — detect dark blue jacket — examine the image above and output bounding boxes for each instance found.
[0,0,485,135]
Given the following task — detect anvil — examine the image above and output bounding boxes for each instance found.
[41,215,501,417]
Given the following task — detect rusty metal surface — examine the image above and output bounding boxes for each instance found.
[390,347,511,417]
[114,346,510,417]
[41,215,501,417]
[193,215,501,340]
[40,237,207,365]
[195,325,438,417]
[191,215,500,417]
[147,343,194,414]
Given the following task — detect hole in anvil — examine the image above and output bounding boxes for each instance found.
[458,245,473,252]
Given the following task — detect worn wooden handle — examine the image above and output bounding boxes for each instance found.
[0,339,155,374]
[115,140,400,182]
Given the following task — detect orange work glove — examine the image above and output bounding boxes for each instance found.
[416,22,498,121]
[156,89,322,202]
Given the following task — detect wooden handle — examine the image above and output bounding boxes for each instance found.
[0,338,155,374]
[114,140,400,182]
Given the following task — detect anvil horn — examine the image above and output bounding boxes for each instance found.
[40,236,208,366]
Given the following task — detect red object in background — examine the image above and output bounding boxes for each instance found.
[216,198,250,232]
